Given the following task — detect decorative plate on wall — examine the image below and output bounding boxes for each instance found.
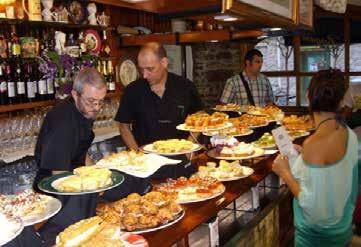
[84,29,101,54]
[118,59,139,86]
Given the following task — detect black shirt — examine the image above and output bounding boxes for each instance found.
[33,98,97,246]
[115,72,203,146]
[35,97,94,181]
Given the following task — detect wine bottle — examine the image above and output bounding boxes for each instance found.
[46,77,55,100]
[25,63,36,102]
[10,25,21,58]
[100,30,111,58]
[6,64,17,104]
[0,65,8,105]
[37,69,47,101]
[14,61,27,103]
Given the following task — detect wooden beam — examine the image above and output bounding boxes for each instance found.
[179,30,230,43]
[120,33,177,46]
[231,30,264,40]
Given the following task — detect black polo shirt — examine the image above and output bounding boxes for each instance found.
[35,97,94,180]
[33,98,97,246]
[115,72,203,146]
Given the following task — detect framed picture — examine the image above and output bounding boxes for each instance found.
[298,0,313,29]
[222,0,298,28]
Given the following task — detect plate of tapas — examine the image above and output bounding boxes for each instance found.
[195,160,254,181]
[252,133,277,149]
[154,176,225,204]
[0,190,62,226]
[203,127,253,137]
[207,142,265,160]
[177,111,231,132]
[213,103,241,112]
[38,166,124,195]
[96,192,184,234]
[0,213,23,246]
[142,139,202,156]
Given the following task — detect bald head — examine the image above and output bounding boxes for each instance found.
[139,42,167,61]
[137,42,169,86]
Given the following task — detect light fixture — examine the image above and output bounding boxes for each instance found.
[257,35,268,39]
[214,15,238,22]
[270,27,282,31]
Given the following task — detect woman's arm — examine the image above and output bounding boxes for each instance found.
[272,155,300,198]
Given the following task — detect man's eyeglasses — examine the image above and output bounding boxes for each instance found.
[78,94,105,108]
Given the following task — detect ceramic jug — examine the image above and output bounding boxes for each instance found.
[22,0,42,21]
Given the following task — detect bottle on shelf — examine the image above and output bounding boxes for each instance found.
[0,64,8,105]
[14,61,27,103]
[100,30,111,58]
[6,63,17,104]
[107,60,115,92]
[46,76,55,100]
[24,63,36,102]
[32,62,38,101]
[78,31,86,56]
[10,25,21,59]
[37,67,48,101]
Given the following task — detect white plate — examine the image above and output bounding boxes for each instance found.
[95,153,182,178]
[197,166,254,182]
[288,131,310,139]
[176,184,226,204]
[119,60,138,86]
[247,111,268,116]
[22,197,62,226]
[202,129,253,137]
[142,143,202,156]
[123,210,185,234]
[207,148,265,160]
[0,216,24,246]
[176,122,233,132]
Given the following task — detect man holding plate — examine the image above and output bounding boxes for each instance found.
[115,42,203,179]
[33,68,108,246]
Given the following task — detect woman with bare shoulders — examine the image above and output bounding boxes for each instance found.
[273,69,358,247]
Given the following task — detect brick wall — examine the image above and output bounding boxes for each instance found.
[191,41,241,108]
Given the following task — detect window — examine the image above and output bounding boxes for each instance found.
[350,44,361,72]
[268,77,296,106]
[256,37,294,71]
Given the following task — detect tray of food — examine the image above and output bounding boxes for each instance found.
[142,139,202,156]
[0,190,61,226]
[177,111,231,132]
[38,166,124,195]
[253,132,277,149]
[213,103,241,112]
[154,176,225,204]
[195,160,254,181]
[96,192,184,234]
[95,151,182,178]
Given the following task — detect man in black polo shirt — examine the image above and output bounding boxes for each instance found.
[33,68,107,246]
[115,42,203,178]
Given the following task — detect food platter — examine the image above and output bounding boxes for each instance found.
[176,122,232,132]
[0,192,62,226]
[207,148,265,160]
[95,152,182,178]
[0,214,23,246]
[38,171,124,195]
[196,161,254,182]
[202,129,253,137]
[176,184,225,204]
[248,122,269,129]
[128,210,185,234]
[252,143,277,149]
[142,143,202,156]
[288,131,310,140]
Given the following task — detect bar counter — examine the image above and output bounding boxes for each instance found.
[144,151,284,247]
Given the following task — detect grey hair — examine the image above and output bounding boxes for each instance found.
[72,67,106,94]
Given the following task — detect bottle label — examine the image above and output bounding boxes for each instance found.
[8,81,15,97]
[47,78,54,94]
[12,44,21,56]
[38,79,47,95]
[33,81,38,93]
[17,81,25,94]
[0,81,7,93]
[27,82,35,98]
[109,82,115,91]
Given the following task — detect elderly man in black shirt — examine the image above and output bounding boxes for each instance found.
[33,67,107,246]
[115,42,203,179]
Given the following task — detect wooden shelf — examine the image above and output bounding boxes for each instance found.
[0,90,122,113]
[0,18,107,31]
[120,29,263,46]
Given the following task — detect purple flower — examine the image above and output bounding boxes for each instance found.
[38,59,57,80]
[60,54,76,72]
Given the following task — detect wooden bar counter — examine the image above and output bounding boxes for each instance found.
[144,151,282,247]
